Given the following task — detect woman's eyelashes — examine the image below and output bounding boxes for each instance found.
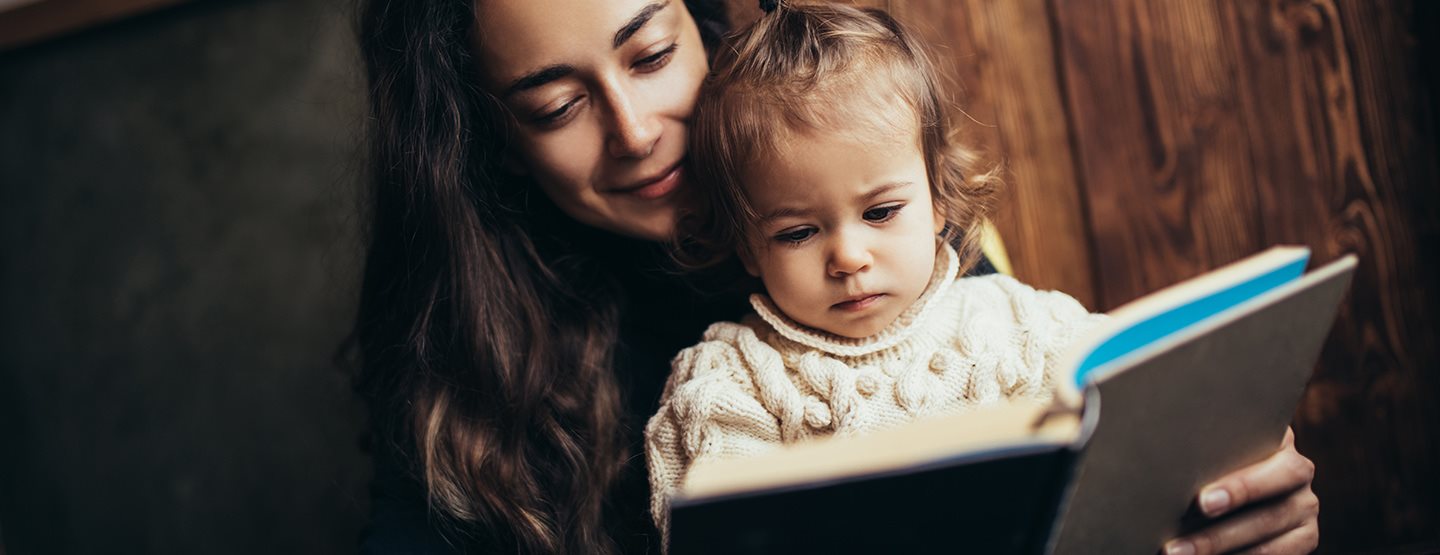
[533,97,584,127]
[634,42,679,72]
[527,42,681,130]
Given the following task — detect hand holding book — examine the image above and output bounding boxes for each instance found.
[1165,427,1319,555]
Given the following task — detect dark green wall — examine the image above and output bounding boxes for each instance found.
[0,0,370,552]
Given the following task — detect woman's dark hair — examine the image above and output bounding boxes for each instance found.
[350,0,727,552]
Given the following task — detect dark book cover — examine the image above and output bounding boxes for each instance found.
[669,442,1079,554]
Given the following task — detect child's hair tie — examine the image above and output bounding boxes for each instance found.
[759,0,779,13]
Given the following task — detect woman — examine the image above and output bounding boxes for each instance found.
[351,0,1319,553]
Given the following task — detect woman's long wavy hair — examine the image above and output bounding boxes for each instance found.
[350,0,726,552]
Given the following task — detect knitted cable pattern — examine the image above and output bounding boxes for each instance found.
[644,244,1106,545]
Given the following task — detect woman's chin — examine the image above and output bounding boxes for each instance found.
[609,208,681,243]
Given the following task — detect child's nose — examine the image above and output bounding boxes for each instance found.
[827,236,873,277]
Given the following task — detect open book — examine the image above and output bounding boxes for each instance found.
[666,246,1356,554]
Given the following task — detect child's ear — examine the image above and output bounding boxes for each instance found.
[932,206,947,234]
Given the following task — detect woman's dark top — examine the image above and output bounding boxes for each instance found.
[358,241,997,554]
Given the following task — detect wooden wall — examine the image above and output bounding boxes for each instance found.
[729,0,1439,552]
[0,0,194,51]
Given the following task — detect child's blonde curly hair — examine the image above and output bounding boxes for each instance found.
[680,1,1001,275]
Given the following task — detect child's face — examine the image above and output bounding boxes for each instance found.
[740,125,944,339]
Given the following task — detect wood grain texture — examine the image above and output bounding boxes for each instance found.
[890,0,1098,309]
[1052,0,1268,309]
[0,0,193,51]
[723,0,764,29]
[1219,0,1440,550]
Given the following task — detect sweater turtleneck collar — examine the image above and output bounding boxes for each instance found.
[748,240,960,358]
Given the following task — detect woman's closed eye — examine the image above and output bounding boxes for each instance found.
[527,43,679,129]
[532,96,585,128]
[863,203,904,223]
[634,43,679,72]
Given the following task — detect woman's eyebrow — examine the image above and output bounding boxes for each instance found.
[504,65,575,98]
[503,2,670,99]
[613,1,670,49]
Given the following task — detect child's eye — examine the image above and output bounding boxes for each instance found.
[773,227,816,244]
[863,203,904,223]
[634,43,679,73]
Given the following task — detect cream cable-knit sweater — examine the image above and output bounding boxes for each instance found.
[643,243,1105,540]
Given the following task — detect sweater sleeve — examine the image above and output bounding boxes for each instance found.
[644,324,786,547]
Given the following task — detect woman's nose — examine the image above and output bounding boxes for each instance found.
[603,84,662,159]
[827,235,873,277]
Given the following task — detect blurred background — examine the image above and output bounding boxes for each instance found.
[0,0,1435,553]
[0,0,369,553]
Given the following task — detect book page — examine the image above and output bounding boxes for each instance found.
[1054,246,1310,405]
[680,398,1080,500]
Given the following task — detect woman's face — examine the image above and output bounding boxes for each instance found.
[474,0,709,240]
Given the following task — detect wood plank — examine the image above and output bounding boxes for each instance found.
[724,0,893,26]
[722,0,763,28]
[0,0,193,52]
[1221,0,1440,550]
[889,0,1098,309]
[1051,0,1265,309]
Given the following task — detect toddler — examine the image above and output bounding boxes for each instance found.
[645,1,1104,539]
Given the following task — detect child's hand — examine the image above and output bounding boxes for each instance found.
[1163,427,1320,555]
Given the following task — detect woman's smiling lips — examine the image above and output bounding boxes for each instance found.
[610,163,683,200]
[832,293,885,312]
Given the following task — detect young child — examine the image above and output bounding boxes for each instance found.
[645,1,1105,539]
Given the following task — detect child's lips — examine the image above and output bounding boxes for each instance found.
[832,293,885,312]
